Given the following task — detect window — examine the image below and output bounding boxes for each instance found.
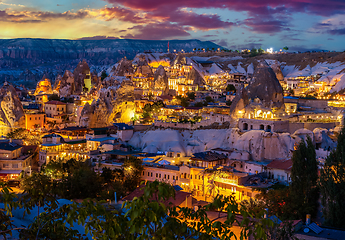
[156,173,158,178]
[39,117,40,120]
[282,176,285,181]
[173,176,175,180]
[234,164,236,168]
[159,174,161,178]
[147,172,149,176]
[151,173,152,177]
[176,176,178,180]
[164,174,166,179]
[177,153,180,157]
[35,117,37,120]
[168,175,169,179]
[3,163,9,168]
[30,117,31,120]
[13,164,18,168]
[143,171,145,176]
[240,164,243,168]
[57,108,59,111]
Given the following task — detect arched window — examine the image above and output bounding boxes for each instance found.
[260,124,264,130]
[267,125,272,132]
[243,123,248,130]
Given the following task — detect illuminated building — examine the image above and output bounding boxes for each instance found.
[0,141,33,181]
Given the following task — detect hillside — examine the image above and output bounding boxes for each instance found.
[0,38,222,88]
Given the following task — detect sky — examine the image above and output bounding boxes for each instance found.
[1,0,345,51]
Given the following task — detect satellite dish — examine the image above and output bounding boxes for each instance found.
[304,228,310,233]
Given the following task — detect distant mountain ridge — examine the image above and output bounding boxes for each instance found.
[0,38,223,69]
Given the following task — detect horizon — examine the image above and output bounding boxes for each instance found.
[1,0,345,52]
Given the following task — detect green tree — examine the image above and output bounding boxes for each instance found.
[258,47,264,54]
[226,84,236,93]
[101,70,108,81]
[290,136,319,220]
[48,94,60,101]
[187,92,196,100]
[283,46,289,51]
[1,180,276,239]
[320,124,345,228]
[250,48,258,56]
[123,156,143,192]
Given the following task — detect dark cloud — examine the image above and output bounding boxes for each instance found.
[77,36,119,40]
[121,22,191,40]
[108,0,345,17]
[160,9,235,30]
[328,28,345,35]
[202,34,217,38]
[243,17,289,33]
[105,0,345,35]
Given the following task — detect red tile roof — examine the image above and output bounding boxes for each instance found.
[267,159,293,171]
[45,101,67,105]
[122,184,191,207]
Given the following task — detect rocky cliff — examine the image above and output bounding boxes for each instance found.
[79,79,135,128]
[230,61,284,115]
[153,65,169,94]
[0,82,25,135]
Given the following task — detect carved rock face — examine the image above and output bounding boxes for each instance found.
[0,83,25,133]
[153,65,168,93]
[34,78,53,95]
[230,61,284,114]
[79,80,135,127]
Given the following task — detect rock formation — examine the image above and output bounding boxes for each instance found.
[230,61,284,117]
[113,57,133,76]
[73,60,91,94]
[271,61,284,81]
[0,82,25,135]
[153,65,169,94]
[79,80,135,128]
[55,70,74,97]
[34,76,53,95]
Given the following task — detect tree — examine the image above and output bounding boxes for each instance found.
[226,84,236,93]
[250,48,258,56]
[123,156,143,192]
[1,180,276,239]
[48,94,60,101]
[101,70,108,81]
[187,92,196,100]
[6,128,42,145]
[290,136,319,220]
[283,46,289,51]
[258,47,264,54]
[320,124,345,228]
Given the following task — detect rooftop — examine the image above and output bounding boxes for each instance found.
[0,142,22,151]
[191,151,227,162]
[45,100,67,105]
[267,159,293,171]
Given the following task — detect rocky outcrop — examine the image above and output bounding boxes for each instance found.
[271,61,284,81]
[153,65,169,94]
[34,76,53,95]
[55,70,74,97]
[79,80,135,128]
[0,82,25,134]
[187,67,206,86]
[230,61,284,114]
[113,57,133,77]
[73,60,90,94]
